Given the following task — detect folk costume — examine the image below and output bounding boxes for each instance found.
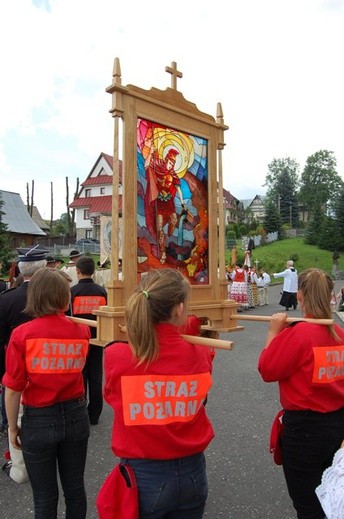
[61,250,83,287]
[316,445,344,519]
[228,267,248,308]
[258,321,344,518]
[245,267,255,308]
[250,268,260,307]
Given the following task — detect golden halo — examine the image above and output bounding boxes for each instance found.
[153,128,194,178]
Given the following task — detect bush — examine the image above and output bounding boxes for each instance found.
[239,224,247,237]
[226,230,236,240]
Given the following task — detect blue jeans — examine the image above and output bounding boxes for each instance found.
[21,397,90,519]
[282,407,344,519]
[121,452,208,518]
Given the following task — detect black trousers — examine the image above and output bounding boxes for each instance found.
[279,291,297,309]
[281,407,344,519]
[82,345,103,424]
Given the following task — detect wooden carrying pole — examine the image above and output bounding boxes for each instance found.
[67,316,234,351]
[230,314,334,326]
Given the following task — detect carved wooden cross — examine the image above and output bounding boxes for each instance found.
[165,61,183,90]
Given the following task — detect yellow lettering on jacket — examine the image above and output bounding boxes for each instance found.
[121,373,212,426]
[312,345,344,384]
[25,338,88,374]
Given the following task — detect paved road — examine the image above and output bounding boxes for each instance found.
[1,280,343,518]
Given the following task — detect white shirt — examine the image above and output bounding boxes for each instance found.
[273,268,298,293]
[61,263,79,287]
[316,447,344,519]
[261,272,271,287]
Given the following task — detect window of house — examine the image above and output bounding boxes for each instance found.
[100,187,105,195]
[86,230,92,238]
[84,209,89,220]
[85,189,91,197]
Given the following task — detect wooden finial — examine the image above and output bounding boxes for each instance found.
[112,57,122,86]
[165,61,182,90]
[216,102,224,124]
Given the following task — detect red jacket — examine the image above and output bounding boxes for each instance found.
[258,321,344,412]
[104,321,214,459]
[3,314,90,406]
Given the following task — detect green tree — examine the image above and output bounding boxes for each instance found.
[239,206,254,226]
[317,216,343,251]
[299,150,344,216]
[334,190,344,248]
[304,201,326,246]
[0,194,13,272]
[51,213,73,237]
[264,157,300,228]
[263,198,283,235]
[239,224,248,237]
[225,230,236,249]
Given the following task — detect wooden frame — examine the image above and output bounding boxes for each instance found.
[93,59,241,345]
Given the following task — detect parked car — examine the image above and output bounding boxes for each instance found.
[75,239,100,254]
[76,238,100,246]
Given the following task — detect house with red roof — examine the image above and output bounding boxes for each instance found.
[70,152,122,241]
[71,152,246,245]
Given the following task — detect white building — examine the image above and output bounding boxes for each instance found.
[70,152,122,240]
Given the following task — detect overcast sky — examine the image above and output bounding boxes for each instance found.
[1,0,344,219]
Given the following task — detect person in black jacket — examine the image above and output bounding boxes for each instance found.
[0,246,48,481]
[68,256,107,425]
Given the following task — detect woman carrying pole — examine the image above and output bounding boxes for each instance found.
[102,268,215,518]
[258,268,344,519]
[4,268,91,518]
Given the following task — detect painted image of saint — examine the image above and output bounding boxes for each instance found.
[137,119,209,283]
[143,134,187,263]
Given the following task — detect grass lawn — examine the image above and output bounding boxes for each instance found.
[225,237,337,282]
[61,238,338,284]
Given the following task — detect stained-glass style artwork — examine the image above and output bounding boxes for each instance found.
[137,118,209,284]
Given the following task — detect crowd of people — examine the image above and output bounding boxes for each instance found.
[0,246,344,518]
[226,263,271,311]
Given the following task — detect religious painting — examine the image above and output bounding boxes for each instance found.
[137,118,209,284]
[100,215,122,265]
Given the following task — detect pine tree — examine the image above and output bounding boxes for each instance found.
[317,216,342,251]
[304,203,325,246]
[263,199,282,235]
[335,190,344,249]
